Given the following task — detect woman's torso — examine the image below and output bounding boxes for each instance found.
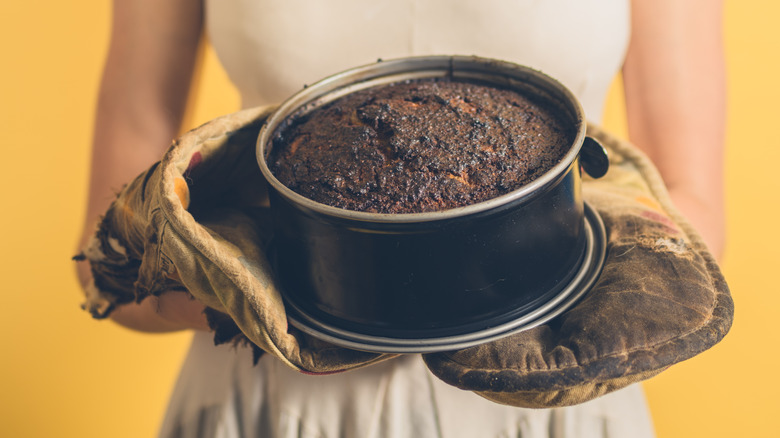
[205,0,630,121]
[159,2,653,437]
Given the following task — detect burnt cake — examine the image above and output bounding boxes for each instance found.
[267,79,574,214]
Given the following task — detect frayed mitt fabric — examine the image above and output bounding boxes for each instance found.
[76,106,395,373]
[75,107,732,405]
[422,124,733,407]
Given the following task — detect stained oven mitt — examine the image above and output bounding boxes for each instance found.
[75,106,396,373]
[421,124,734,408]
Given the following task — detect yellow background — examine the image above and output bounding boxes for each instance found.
[1,1,777,437]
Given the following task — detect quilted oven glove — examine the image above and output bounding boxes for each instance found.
[76,106,396,373]
[422,124,734,408]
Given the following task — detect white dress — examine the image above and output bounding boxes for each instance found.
[159,1,656,437]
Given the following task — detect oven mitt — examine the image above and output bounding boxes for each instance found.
[75,106,396,374]
[421,123,734,408]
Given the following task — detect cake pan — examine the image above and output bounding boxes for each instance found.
[256,55,609,344]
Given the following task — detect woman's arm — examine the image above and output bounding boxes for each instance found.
[623,0,727,259]
[77,0,209,332]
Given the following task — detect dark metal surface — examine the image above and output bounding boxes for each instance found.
[580,136,610,178]
[283,203,607,353]
[270,164,585,336]
[256,56,610,340]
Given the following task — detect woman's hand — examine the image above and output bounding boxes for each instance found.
[109,291,211,333]
[76,258,210,332]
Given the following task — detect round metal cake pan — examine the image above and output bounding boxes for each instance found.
[256,55,610,339]
[283,203,607,353]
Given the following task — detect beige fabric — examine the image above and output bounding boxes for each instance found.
[158,333,654,438]
[205,0,630,121]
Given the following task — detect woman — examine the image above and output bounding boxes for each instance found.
[78,1,726,436]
